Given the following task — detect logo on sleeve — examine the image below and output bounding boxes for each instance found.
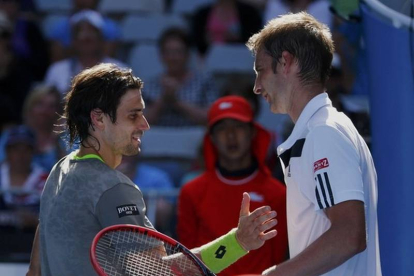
[117,204,140,218]
[314,158,329,172]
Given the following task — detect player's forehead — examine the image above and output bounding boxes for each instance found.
[254,48,272,69]
[118,89,145,112]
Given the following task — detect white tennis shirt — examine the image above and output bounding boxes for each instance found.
[277,93,382,276]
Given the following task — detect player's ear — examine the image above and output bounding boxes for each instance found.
[280,51,296,76]
[90,108,105,130]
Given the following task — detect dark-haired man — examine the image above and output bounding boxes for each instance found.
[26,63,278,276]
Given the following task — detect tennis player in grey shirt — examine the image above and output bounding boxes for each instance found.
[26,63,279,276]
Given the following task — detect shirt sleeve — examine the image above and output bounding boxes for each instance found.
[95,183,154,229]
[305,125,365,210]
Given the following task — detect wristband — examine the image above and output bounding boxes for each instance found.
[200,228,248,273]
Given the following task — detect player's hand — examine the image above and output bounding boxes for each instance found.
[235,192,277,251]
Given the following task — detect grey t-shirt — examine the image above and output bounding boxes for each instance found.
[39,152,153,276]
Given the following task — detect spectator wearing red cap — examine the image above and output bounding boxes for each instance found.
[177,95,288,276]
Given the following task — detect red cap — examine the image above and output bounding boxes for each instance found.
[208,95,253,127]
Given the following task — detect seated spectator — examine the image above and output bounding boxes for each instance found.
[264,0,333,30]
[144,27,219,127]
[117,155,176,235]
[47,0,121,62]
[0,125,48,260]
[0,11,35,124]
[0,0,49,81]
[192,0,263,56]
[23,85,66,171]
[177,96,288,276]
[44,10,126,95]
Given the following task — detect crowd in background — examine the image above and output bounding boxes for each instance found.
[0,0,370,264]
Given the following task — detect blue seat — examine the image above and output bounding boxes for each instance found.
[121,14,188,43]
[128,43,163,82]
[98,0,164,14]
[204,44,255,74]
[171,0,213,15]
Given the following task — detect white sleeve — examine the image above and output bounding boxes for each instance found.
[305,126,365,210]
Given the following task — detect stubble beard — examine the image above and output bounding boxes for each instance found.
[123,143,140,156]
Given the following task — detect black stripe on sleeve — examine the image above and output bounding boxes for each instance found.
[317,174,330,208]
[324,172,335,206]
[315,177,324,209]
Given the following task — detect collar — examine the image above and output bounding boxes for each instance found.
[277,92,331,155]
[216,158,258,178]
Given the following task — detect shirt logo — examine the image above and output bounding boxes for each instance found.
[117,204,139,218]
[314,158,329,172]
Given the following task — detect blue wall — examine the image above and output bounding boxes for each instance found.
[362,4,414,276]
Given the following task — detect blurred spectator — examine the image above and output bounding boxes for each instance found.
[117,155,175,235]
[44,10,126,95]
[47,0,121,62]
[177,95,288,276]
[22,84,66,171]
[264,0,333,30]
[0,11,34,125]
[220,73,260,117]
[238,0,268,11]
[220,74,286,182]
[0,125,48,260]
[192,0,263,56]
[0,0,49,81]
[144,27,219,126]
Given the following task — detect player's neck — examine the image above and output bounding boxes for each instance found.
[289,84,324,123]
[77,144,122,169]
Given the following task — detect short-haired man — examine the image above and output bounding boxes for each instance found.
[26,63,278,276]
[247,12,382,276]
[178,95,289,276]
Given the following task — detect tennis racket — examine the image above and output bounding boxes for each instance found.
[90,224,216,276]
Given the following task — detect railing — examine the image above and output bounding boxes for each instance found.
[363,0,414,28]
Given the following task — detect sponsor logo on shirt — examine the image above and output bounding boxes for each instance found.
[117,204,140,218]
[314,158,329,172]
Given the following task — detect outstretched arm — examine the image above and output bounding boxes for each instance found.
[192,192,278,273]
[263,200,366,276]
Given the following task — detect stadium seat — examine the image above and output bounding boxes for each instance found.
[121,14,187,43]
[99,0,164,14]
[204,44,255,74]
[140,126,205,160]
[128,44,163,82]
[41,14,68,38]
[34,0,71,13]
[139,126,206,188]
[171,0,214,15]
[128,43,200,82]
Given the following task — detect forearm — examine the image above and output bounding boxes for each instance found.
[265,225,365,276]
[26,224,41,276]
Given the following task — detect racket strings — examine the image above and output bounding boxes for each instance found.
[95,229,205,276]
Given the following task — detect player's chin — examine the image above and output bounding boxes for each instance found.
[123,145,140,156]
